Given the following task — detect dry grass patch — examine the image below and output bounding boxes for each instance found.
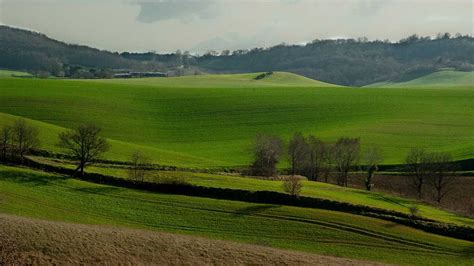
[0,214,382,265]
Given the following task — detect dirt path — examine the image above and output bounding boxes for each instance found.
[0,213,385,265]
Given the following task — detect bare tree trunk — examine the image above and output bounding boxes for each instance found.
[80,163,84,177]
[72,165,81,177]
[435,176,442,203]
[344,171,349,187]
[365,168,374,191]
[417,177,423,199]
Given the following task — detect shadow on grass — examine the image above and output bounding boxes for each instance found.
[351,190,411,208]
[382,222,399,229]
[460,244,474,259]
[0,168,68,186]
[70,186,120,195]
[234,205,278,217]
[452,217,474,227]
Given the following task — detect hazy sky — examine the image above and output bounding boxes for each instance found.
[1,0,472,53]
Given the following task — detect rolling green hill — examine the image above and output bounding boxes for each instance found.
[0,69,32,78]
[0,72,473,167]
[0,165,472,265]
[98,72,338,88]
[366,71,474,88]
[31,156,473,227]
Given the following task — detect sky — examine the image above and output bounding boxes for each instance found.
[0,0,472,53]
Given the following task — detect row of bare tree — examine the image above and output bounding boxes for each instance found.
[0,119,40,163]
[249,133,369,186]
[250,133,457,203]
[0,120,110,178]
[405,148,457,203]
[0,120,460,203]
[0,119,152,183]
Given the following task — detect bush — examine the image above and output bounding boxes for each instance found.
[282,176,303,197]
[408,205,420,219]
[254,72,273,80]
[128,150,151,183]
[249,134,283,177]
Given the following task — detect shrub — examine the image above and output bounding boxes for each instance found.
[409,205,420,218]
[249,134,283,177]
[282,176,303,197]
[128,150,151,183]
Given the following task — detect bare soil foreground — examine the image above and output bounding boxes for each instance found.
[0,214,384,265]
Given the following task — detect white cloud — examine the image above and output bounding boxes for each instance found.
[1,0,472,53]
[135,0,218,23]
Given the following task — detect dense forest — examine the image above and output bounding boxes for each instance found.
[1,25,473,86]
[196,34,474,86]
[0,26,166,78]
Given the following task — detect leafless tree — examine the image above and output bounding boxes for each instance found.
[333,137,360,186]
[405,148,429,199]
[304,135,327,181]
[250,134,284,177]
[282,175,303,197]
[427,152,457,203]
[363,146,383,191]
[58,123,110,177]
[288,132,308,175]
[128,150,152,183]
[11,119,40,163]
[0,125,12,160]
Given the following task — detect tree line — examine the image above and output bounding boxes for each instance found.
[0,120,461,204]
[2,25,473,86]
[0,120,109,177]
[249,133,458,202]
[196,33,474,86]
[249,133,365,185]
[0,120,153,183]
[0,119,40,163]
[405,148,457,203]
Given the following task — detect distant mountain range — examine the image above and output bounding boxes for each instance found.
[1,25,473,86]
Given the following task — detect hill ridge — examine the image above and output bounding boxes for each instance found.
[365,70,474,88]
[95,71,340,88]
[2,25,473,86]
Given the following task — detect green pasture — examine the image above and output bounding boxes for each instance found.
[96,72,337,88]
[30,156,474,227]
[0,72,473,167]
[0,69,32,78]
[0,165,472,265]
[366,70,473,88]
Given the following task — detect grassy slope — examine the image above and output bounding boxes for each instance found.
[31,157,473,227]
[96,72,339,88]
[366,71,474,88]
[0,112,218,167]
[0,213,375,265]
[0,70,32,78]
[0,73,473,167]
[0,165,472,265]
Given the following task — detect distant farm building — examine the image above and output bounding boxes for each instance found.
[114,71,168,78]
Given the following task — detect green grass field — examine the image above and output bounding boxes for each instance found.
[30,156,474,227]
[366,70,474,88]
[0,72,473,167]
[0,69,32,78]
[0,165,472,265]
[99,72,338,88]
